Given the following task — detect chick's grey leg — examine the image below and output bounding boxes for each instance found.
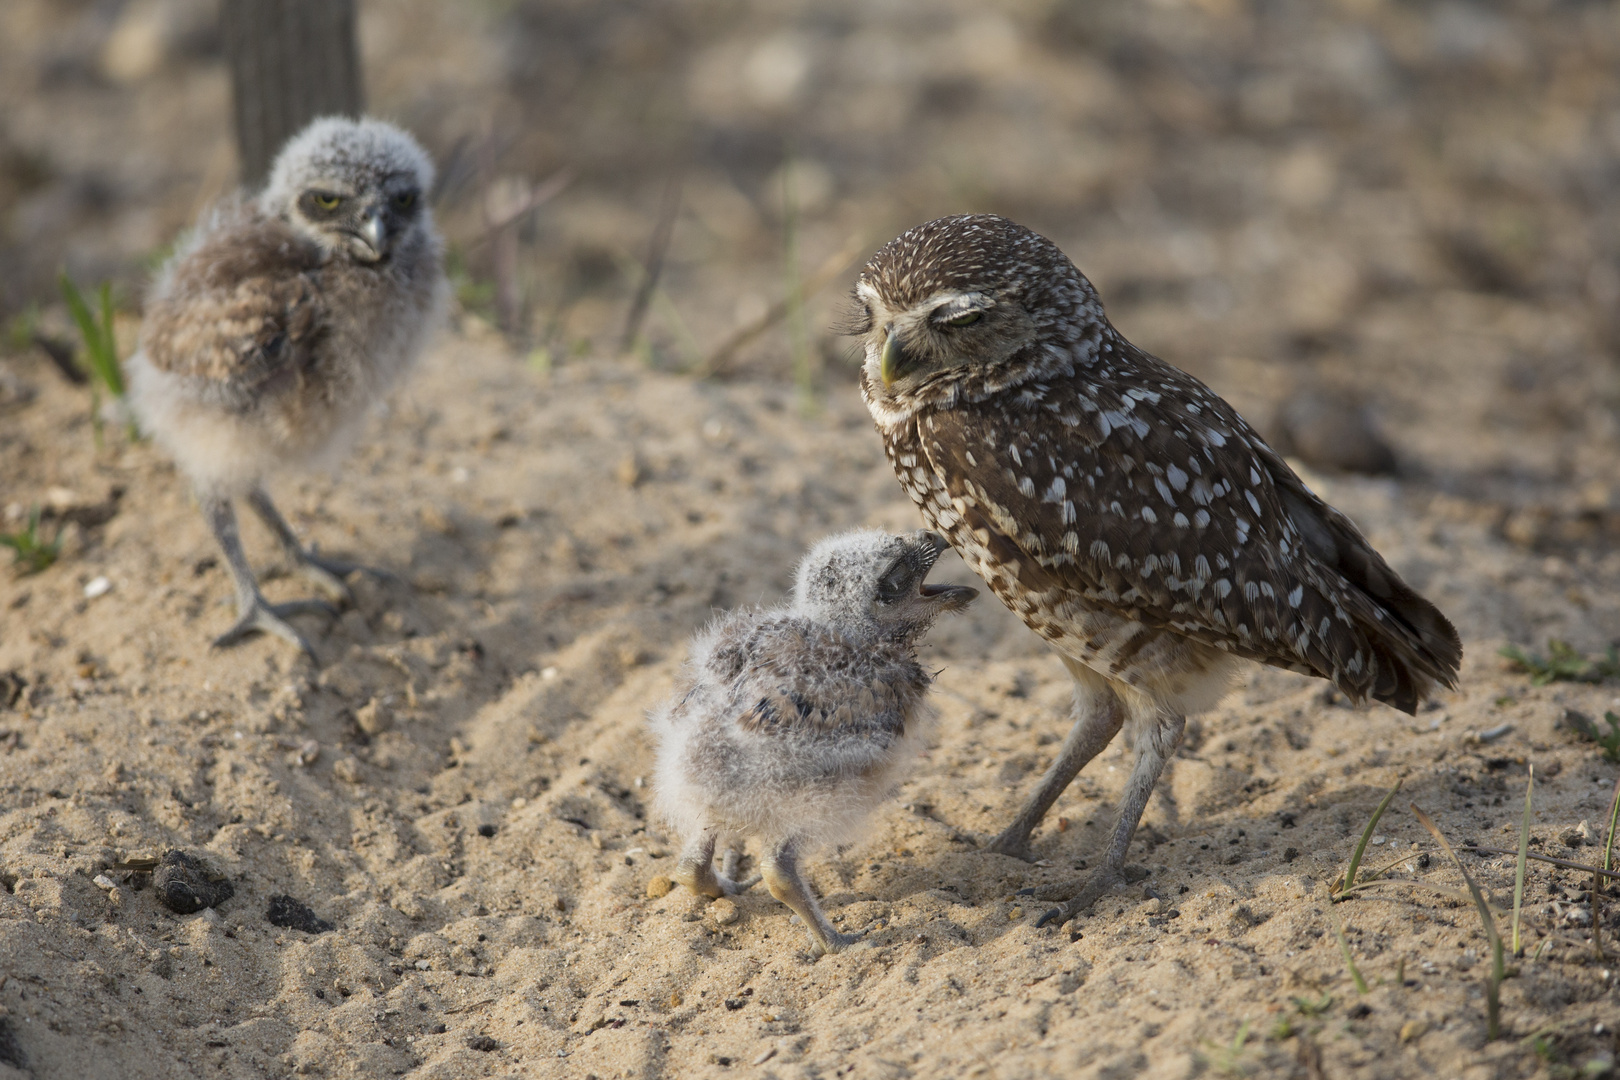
[246,486,380,603]
[1036,711,1186,928]
[673,828,755,898]
[763,838,861,957]
[986,657,1125,859]
[203,494,335,659]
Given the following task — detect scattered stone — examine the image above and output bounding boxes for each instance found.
[477,823,497,838]
[266,895,334,934]
[709,898,739,925]
[0,671,25,710]
[291,739,320,767]
[1270,386,1397,475]
[152,850,235,914]
[615,454,646,488]
[354,698,393,736]
[646,875,674,899]
[83,575,112,599]
[466,1035,499,1052]
[332,756,362,784]
[1399,1019,1429,1043]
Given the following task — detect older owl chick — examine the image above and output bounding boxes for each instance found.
[650,529,976,956]
[854,215,1461,925]
[129,117,447,657]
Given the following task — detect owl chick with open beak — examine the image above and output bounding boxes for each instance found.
[650,529,976,956]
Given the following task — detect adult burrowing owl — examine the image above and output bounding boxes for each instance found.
[853,215,1460,925]
[650,529,976,956]
[129,117,447,657]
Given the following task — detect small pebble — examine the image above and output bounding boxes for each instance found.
[709,898,739,925]
[354,698,392,735]
[1399,1019,1429,1043]
[83,576,112,599]
[266,894,334,934]
[153,850,235,914]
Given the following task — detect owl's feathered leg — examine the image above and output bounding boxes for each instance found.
[1035,711,1186,927]
[245,486,370,603]
[673,827,758,898]
[985,658,1125,859]
[763,838,861,957]
[203,494,335,659]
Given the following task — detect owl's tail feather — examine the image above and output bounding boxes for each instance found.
[1272,470,1463,716]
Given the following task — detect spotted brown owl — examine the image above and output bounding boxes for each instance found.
[128,117,447,657]
[852,214,1461,924]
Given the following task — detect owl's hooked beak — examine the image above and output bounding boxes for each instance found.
[880,328,920,387]
[354,206,390,262]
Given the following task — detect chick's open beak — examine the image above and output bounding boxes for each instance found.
[914,532,977,610]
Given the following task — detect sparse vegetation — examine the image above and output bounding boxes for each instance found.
[58,272,134,443]
[0,506,61,575]
[1291,993,1333,1017]
[1512,769,1533,955]
[1414,803,1505,1040]
[1561,710,1620,763]
[1500,640,1620,686]
[1199,1020,1255,1077]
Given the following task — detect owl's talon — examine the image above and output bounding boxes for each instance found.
[808,928,866,957]
[718,873,761,896]
[213,598,335,658]
[1033,866,1124,928]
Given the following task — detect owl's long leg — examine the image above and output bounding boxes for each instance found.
[1035,711,1186,927]
[673,827,756,898]
[985,657,1125,859]
[763,838,861,957]
[246,486,385,604]
[204,494,335,659]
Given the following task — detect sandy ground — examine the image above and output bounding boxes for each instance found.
[2,320,1620,1080]
[5,0,1620,1076]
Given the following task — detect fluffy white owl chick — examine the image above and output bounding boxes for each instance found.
[650,529,976,956]
[127,116,447,657]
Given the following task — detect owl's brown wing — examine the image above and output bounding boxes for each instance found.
[719,618,926,740]
[913,347,1458,711]
[140,215,327,404]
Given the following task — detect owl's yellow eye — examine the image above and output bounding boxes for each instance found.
[393,191,416,210]
[945,310,982,327]
[313,193,342,211]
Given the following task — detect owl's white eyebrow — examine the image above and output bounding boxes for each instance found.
[928,292,993,318]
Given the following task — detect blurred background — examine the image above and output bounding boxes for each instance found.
[3,0,1619,545]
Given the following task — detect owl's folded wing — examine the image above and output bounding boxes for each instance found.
[731,622,924,741]
[912,359,1457,710]
[140,221,327,401]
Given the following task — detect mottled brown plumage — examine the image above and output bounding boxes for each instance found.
[854,214,1460,923]
[128,117,446,657]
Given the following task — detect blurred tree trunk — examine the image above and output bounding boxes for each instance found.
[221,0,364,188]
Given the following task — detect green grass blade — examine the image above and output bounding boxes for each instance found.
[1603,775,1620,877]
[97,282,124,395]
[1513,766,1533,955]
[59,273,97,373]
[1326,903,1368,994]
[1338,778,1402,897]
[1413,803,1503,1039]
